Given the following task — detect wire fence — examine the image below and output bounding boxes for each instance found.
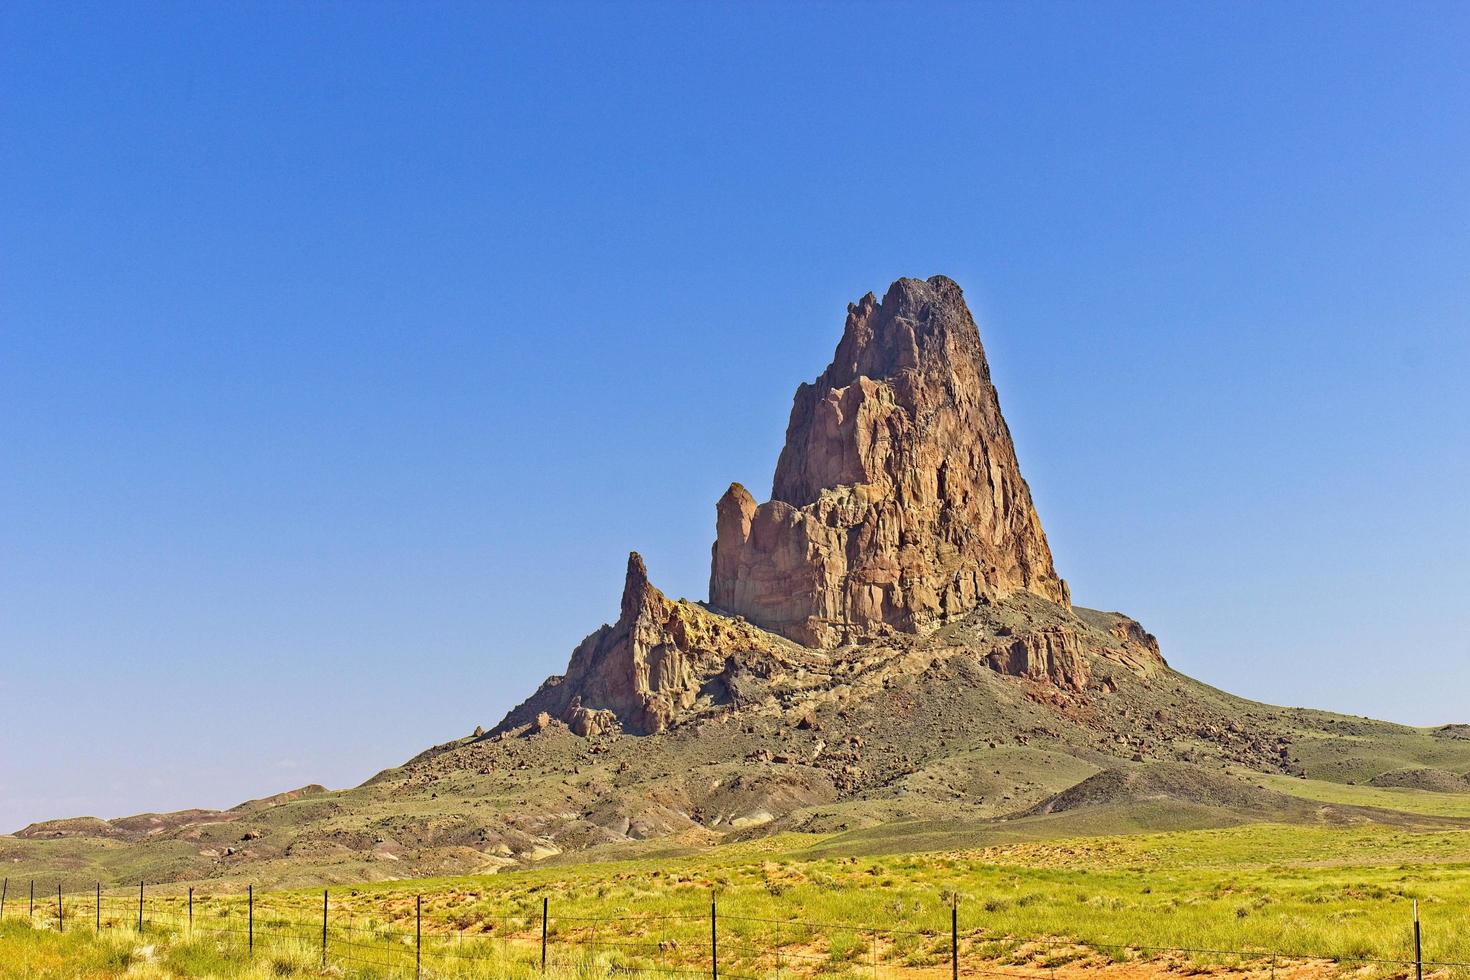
[0,874,1460,979]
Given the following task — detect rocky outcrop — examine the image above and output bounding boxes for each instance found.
[494,553,798,735]
[1108,618,1162,662]
[566,699,620,737]
[985,627,1089,691]
[710,276,1069,647]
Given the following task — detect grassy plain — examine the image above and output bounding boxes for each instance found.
[3,816,1468,979]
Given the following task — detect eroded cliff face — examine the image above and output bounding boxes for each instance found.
[986,627,1090,692]
[710,275,1069,648]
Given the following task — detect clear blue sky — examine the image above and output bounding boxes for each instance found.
[2,2,1467,833]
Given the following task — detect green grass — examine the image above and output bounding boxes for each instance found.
[6,820,1470,977]
[1259,773,1470,817]
[334,822,1470,963]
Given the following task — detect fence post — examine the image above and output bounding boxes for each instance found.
[248,884,254,958]
[138,880,143,932]
[1,877,6,919]
[541,896,548,973]
[951,899,958,980]
[30,879,34,920]
[57,883,63,933]
[416,895,422,979]
[188,886,193,938]
[322,889,328,968]
[711,896,718,980]
[1414,899,1422,980]
[96,882,101,935]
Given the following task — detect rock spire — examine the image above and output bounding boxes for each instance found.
[493,552,798,736]
[709,275,1069,647]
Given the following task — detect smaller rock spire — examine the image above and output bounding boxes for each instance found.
[620,551,653,621]
[494,552,793,736]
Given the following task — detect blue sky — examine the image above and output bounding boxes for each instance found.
[2,2,1467,833]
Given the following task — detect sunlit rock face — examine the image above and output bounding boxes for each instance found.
[495,553,799,735]
[710,275,1070,648]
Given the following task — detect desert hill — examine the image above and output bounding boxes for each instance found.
[4,276,1467,889]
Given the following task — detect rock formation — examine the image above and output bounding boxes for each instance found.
[498,275,1127,738]
[710,275,1068,647]
[494,553,799,735]
[985,627,1089,691]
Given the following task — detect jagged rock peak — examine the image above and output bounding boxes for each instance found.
[493,552,795,736]
[621,550,652,621]
[774,276,971,506]
[710,275,1070,648]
